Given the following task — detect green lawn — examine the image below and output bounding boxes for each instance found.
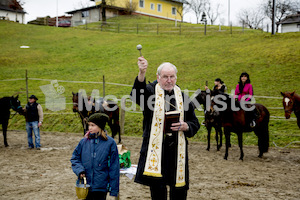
[0,17,299,148]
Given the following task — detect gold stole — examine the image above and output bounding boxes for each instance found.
[143,83,186,187]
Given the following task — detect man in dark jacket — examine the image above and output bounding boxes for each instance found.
[24,95,43,149]
[130,57,200,200]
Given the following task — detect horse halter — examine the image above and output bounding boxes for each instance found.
[10,99,22,111]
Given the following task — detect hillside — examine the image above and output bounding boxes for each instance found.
[0,18,299,147]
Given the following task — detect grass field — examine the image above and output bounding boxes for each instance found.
[0,16,299,147]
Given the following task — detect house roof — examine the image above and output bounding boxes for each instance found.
[0,0,26,14]
[66,4,126,14]
[277,12,300,25]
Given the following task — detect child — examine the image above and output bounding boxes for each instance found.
[71,113,120,200]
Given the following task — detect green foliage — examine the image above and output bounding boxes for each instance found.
[0,19,299,148]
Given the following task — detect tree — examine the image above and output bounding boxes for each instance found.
[174,1,190,22]
[124,0,138,14]
[204,0,220,25]
[237,8,265,29]
[188,0,207,24]
[261,0,300,32]
[102,0,106,23]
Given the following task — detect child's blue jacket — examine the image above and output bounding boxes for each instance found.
[71,135,120,196]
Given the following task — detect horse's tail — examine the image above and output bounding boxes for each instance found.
[257,105,270,153]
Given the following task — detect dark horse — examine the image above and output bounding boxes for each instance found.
[193,90,223,151]
[72,92,121,143]
[281,92,300,128]
[211,93,269,160]
[0,95,24,147]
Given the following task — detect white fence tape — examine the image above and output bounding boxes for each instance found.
[1,78,284,99]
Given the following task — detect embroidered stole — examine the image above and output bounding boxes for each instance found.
[143,83,186,187]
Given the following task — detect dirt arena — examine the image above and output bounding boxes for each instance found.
[0,130,300,200]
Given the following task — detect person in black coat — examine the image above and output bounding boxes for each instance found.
[130,57,200,200]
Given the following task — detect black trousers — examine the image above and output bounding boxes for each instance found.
[85,191,107,200]
[150,183,187,200]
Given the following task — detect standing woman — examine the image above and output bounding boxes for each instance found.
[71,113,120,200]
[234,72,256,127]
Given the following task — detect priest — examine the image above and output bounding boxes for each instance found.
[130,56,200,200]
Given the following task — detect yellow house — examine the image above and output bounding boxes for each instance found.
[93,0,183,21]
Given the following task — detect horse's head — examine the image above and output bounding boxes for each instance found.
[10,95,23,114]
[281,91,295,119]
[210,93,231,117]
[192,89,211,110]
[72,92,79,112]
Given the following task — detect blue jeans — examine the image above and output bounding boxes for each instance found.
[26,121,41,148]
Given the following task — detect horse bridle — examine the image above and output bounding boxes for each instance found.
[9,99,22,120]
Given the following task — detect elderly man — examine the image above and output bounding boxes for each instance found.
[130,57,200,200]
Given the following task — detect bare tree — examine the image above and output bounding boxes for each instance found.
[124,0,138,14]
[77,0,93,9]
[204,0,220,25]
[106,0,116,6]
[174,1,190,22]
[188,0,207,24]
[237,8,265,29]
[261,0,300,32]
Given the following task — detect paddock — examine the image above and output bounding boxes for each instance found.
[0,130,299,199]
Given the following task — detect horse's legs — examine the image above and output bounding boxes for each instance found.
[214,127,219,151]
[297,118,300,129]
[224,128,230,160]
[206,125,212,151]
[112,108,121,143]
[237,132,244,161]
[2,121,9,147]
[216,126,222,151]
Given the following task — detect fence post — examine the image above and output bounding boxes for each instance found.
[120,97,126,136]
[25,69,28,100]
[85,20,87,30]
[118,23,120,33]
[157,24,159,35]
[103,75,105,97]
[242,21,245,33]
[230,23,232,35]
[179,23,181,35]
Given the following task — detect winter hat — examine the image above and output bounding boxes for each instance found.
[88,113,109,130]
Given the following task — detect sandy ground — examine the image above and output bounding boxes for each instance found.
[0,130,300,200]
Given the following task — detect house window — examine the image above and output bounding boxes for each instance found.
[150,3,155,10]
[172,7,176,15]
[82,11,89,18]
[139,0,144,8]
[297,24,300,28]
[157,4,162,12]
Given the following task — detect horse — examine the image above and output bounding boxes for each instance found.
[72,92,121,143]
[281,91,300,128]
[0,95,24,147]
[211,93,269,160]
[193,90,223,151]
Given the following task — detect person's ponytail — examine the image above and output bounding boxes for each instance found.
[100,129,108,140]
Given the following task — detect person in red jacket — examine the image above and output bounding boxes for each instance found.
[234,72,256,128]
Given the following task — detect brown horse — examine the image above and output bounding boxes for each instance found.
[211,93,269,160]
[281,91,300,128]
[72,92,121,143]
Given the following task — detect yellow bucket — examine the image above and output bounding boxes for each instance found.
[75,177,90,200]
